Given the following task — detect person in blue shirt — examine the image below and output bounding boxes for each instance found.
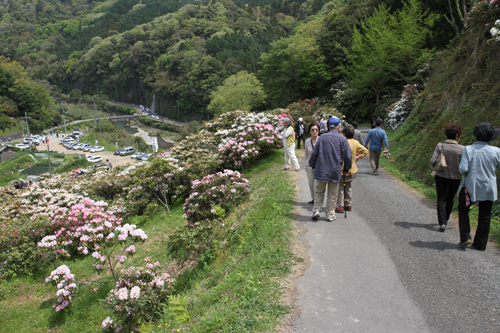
[457,122,500,250]
[364,119,389,175]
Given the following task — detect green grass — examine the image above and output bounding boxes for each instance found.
[0,149,297,333]
[153,150,295,332]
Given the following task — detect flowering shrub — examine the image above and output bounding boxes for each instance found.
[183,170,251,223]
[45,265,77,312]
[468,0,500,36]
[385,84,419,130]
[490,19,500,41]
[217,123,282,169]
[286,98,320,120]
[104,259,175,332]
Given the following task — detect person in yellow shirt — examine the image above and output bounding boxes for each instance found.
[281,117,300,171]
[336,124,369,212]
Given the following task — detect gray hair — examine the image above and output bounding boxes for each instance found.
[283,118,292,126]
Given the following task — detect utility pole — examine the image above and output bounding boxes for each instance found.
[47,143,52,178]
[176,99,183,117]
[61,102,67,133]
[24,112,31,152]
[93,102,97,126]
[21,117,25,137]
[96,83,99,96]
[94,102,101,133]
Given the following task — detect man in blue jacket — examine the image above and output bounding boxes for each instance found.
[365,119,389,175]
[309,117,352,222]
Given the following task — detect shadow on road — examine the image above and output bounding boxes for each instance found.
[394,221,438,231]
[409,240,464,251]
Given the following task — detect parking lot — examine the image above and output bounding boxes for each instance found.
[43,133,138,168]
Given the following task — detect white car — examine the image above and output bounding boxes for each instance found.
[86,155,102,163]
[140,153,153,161]
[90,146,104,153]
[131,152,145,159]
[15,144,30,149]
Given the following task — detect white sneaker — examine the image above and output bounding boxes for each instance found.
[326,215,336,222]
[312,211,320,220]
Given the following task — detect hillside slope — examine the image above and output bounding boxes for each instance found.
[388,17,500,185]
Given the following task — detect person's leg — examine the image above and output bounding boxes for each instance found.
[445,178,461,223]
[306,168,315,200]
[336,181,344,209]
[288,144,300,170]
[434,175,448,225]
[284,145,290,169]
[473,200,493,250]
[457,187,471,243]
[374,150,381,171]
[369,150,377,171]
[313,181,327,213]
[345,181,352,207]
[326,181,340,220]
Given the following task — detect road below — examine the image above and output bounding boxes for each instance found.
[290,127,500,333]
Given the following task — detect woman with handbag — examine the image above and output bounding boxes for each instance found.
[304,123,320,204]
[457,123,500,250]
[430,125,464,232]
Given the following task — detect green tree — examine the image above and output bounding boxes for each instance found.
[69,89,82,104]
[207,71,266,117]
[345,0,437,104]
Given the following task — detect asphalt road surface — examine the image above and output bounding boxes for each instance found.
[291,127,500,333]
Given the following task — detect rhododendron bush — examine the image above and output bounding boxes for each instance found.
[385,84,419,130]
[183,170,251,223]
[103,260,175,331]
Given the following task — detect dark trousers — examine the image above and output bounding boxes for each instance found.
[296,134,306,149]
[458,187,493,249]
[434,175,461,225]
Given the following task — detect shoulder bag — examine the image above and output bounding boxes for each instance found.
[431,143,447,177]
[374,130,391,160]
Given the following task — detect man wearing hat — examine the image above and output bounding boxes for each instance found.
[457,122,500,251]
[316,115,327,135]
[309,116,352,222]
[295,117,306,149]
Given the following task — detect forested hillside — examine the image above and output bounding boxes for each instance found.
[1,0,497,124]
[388,0,500,184]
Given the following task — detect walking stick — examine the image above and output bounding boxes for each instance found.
[344,174,347,218]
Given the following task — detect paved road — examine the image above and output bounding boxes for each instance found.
[291,128,500,333]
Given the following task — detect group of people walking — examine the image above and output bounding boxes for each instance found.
[431,123,500,251]
[281,116,389,221]
[282,116,500,251]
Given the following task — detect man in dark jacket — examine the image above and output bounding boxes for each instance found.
[309,117,352,222]
[295,117,306,149]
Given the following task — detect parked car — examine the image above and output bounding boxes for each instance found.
[119,147,135,156]
[66,142,77,149]
[86,155,102,163]
[15,144,30,149]
[114,148,125,155]
[72,143,84,150]
[92,163,107,169]
[90,146,105,153]
[131,152,145,159]
[139,153,153,161]
[83,145,94,152]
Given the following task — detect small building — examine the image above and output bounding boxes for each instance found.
[0,145,17,162]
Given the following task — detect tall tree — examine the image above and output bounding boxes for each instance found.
[207,71,266,117]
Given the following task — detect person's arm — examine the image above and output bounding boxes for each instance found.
[309,138,320,169]
[383,131,389,149]
[282,127,292,138]
[304,140,310,163]
[459,147,469,175]
[495,148,500,171]
[359,131,365,146]
[430,145,439,166]
[357,142,369,159]
[364,130,372,146]
[342,139,352,172]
